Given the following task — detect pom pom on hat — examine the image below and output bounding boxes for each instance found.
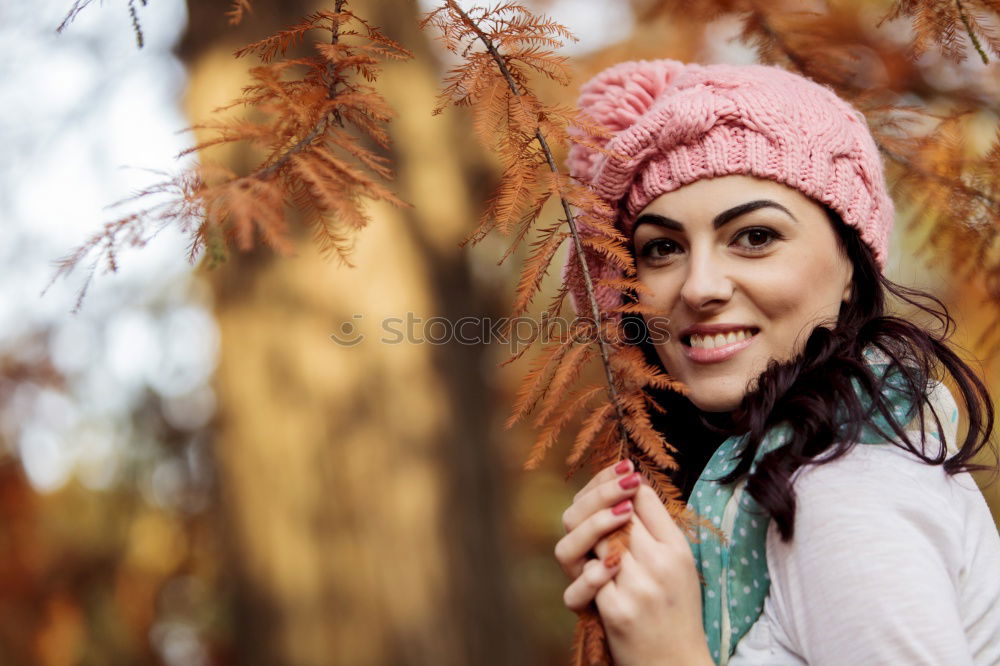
[566,60,691,185]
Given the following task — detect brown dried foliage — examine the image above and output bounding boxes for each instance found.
[49,1,411,311]
[422,4,706,664]
[882,0,1000,64]
[227,0,254,26]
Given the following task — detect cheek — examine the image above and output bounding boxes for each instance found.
[750,254,846,325]
[637,268,681,307]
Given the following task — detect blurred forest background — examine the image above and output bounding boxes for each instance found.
[1,0,998,664]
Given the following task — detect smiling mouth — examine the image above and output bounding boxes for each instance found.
[682,328,760,349]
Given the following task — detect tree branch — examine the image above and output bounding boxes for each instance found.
[956,0,990,65]
[444,0,634,457]
[257,0,347,181]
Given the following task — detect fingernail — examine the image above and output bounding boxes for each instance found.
[618,472,640,490]
[611,499,632,515]
[614,459,631,475]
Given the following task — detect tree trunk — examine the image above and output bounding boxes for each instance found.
[180,1,528,663]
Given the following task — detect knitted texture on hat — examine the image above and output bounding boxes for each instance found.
[562,59,894,316]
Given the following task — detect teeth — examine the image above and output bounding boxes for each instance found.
[689,329,755,349]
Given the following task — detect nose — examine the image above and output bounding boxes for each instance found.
[679,250,734,311]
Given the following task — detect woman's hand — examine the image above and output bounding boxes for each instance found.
[555,459,641,607]
[555,460,713,666]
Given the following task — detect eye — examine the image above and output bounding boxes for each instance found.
[639,238,682,261]
[733,226,780,252]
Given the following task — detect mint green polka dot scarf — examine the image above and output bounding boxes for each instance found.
[686,347,957,665]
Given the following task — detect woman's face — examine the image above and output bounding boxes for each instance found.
[633,175,854,413]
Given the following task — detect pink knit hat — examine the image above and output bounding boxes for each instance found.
[563,59,894,316]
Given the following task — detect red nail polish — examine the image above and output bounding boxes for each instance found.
[612,499,632,515]
[614,460,631,475]
[618,473,640,490]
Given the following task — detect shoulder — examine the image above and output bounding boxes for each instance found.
[753,380,1000,663]
[788,379,980,519]
[759,435,1000,664]
[791,437,959,505]
[766,445,1000,665]
[773,443,966,570]
[781,379,972,519]
[777,411,984,558]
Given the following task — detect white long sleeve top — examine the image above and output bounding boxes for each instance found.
[729,385,1000,665]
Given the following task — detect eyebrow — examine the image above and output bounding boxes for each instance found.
[633,199,798,232]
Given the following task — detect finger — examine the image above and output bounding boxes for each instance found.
[615,517,702,629]
[620,510,670,571]
[589,525,621,563]
[631,482,687,548]
[563,557,621,613]
[562,470,642,534]
[592,532,612,562]
[601,547,655,600]
[554,499,633,579]
[571,458,633,507]
[593,550,649,622]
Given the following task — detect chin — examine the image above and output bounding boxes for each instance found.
[687,390,743,413]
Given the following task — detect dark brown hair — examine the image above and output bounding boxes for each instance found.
[629,210,998,541]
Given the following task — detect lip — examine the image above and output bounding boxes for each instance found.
[679,325,759,364]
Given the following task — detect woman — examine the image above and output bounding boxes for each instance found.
[554,60,1000,665]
